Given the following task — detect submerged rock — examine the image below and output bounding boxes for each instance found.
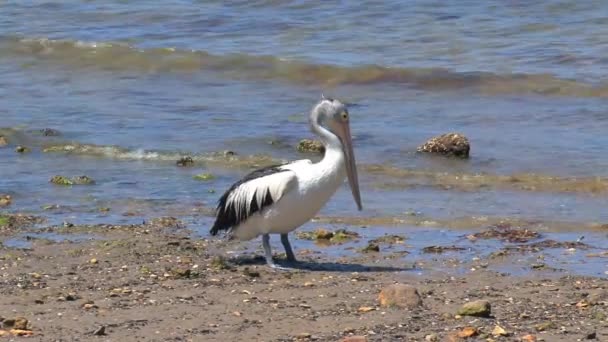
[49,175,95,186]
[456,300,491,317]
[193,173,215,181]
[378,283,423,309]
[360,242,380,253]
[40,128,61,136]
[72,175,95,185]
[417,133,470,158]
[50,176,74,186]
[15,145,30,153]
[0,136,8,147]
[295,228,359,244]
[297,139,324,153]
[176,156,194,167]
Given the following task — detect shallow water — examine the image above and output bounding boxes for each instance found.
[1,1,607,275]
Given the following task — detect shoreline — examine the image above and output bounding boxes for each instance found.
[0,215,606,341]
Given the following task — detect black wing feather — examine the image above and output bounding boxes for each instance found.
[209,163,291,236]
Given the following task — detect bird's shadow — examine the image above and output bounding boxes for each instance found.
[230,255,413,273]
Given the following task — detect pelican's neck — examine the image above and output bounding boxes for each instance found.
[311,120,345,175]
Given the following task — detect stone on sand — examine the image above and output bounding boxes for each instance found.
[378,284,423,309]
[456,300,491,317]
[417,133,470,158]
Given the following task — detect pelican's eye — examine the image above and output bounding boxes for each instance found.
[340,111,349,121]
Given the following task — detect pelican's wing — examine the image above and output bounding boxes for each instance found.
[209,161,308,235]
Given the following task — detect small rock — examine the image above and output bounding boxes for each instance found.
[176,156,194,167]
[521,334,537,342]
[297,139,325,153]
[492,325,509,337]
[3,317,28,330]
[417,133,470,158]
[242,268,260,278]
[588,290,608,305]
[93,326,106,336]
[425,334,439,342]
[457,326,478,338]
[358,306,375,313]
[315,228,334,240]
[535,321,555,331]
[72,175,95,185]
[295,332,312,339]
[586,331,597,340]
[456,300,491,317]
[15,145,30,153]
[0,136,8,147]
[360,243,380,253]
[90,258,98,264]
[342,336,367,342]
[50,175,73,186]
[378,284,423,309]
[40,128,61,136]
[0,195,11,207]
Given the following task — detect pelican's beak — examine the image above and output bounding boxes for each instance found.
[336,119,362,211]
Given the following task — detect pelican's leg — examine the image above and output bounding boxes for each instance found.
[280,233,297,262]
[262,234,290,271]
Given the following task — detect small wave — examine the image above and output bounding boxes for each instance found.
[365,164,608,196]
[42,143,280,169]
[2,35,608,97]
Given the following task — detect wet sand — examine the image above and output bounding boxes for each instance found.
[0,214,606,341]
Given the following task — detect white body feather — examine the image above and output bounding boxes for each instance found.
[230,149,346,240]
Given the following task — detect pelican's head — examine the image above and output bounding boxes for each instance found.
[310,96,362,211]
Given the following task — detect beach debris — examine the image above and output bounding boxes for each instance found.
[15,145,30,153]
[296,228,359,244]
[242,267,260,278]
[176,156,194,167]
[2,317,29,330]
[297,139,324,153]
[149,216,184,229]
[341,336,367,342]
[457,326,478,338]
[40,128,61,136]
[417,133,470,158]
[193,173,215,181]
[588,290,608,305]
[492,325,509,337]
[534,321,555,331]
[472,224,540,243]
[456,300,491,317]
[369,234,406,245]
[521,334,537,342]
[378,284,422,309]
[357,306,375,313]
[422,245,465,253]
[0,136,8,147]
[92,326,106,336]
[50,175,74,186]
[72,175,96,185]
[50,175,95,186]
[210,256,232,270]
[424,334,439,341]
[0,195,11,207]
[360,242,380,253]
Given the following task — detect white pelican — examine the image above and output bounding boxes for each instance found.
[210,97,362,269]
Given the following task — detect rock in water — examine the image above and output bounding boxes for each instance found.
[297,139,325,153]
[456,300,491,317]
[0,136,8,147]
[417,133,470,158]
[378,284,423,309]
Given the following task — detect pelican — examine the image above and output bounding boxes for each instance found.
[210,97,362,269]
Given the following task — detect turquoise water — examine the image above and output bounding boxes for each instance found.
[1,2,607,274]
